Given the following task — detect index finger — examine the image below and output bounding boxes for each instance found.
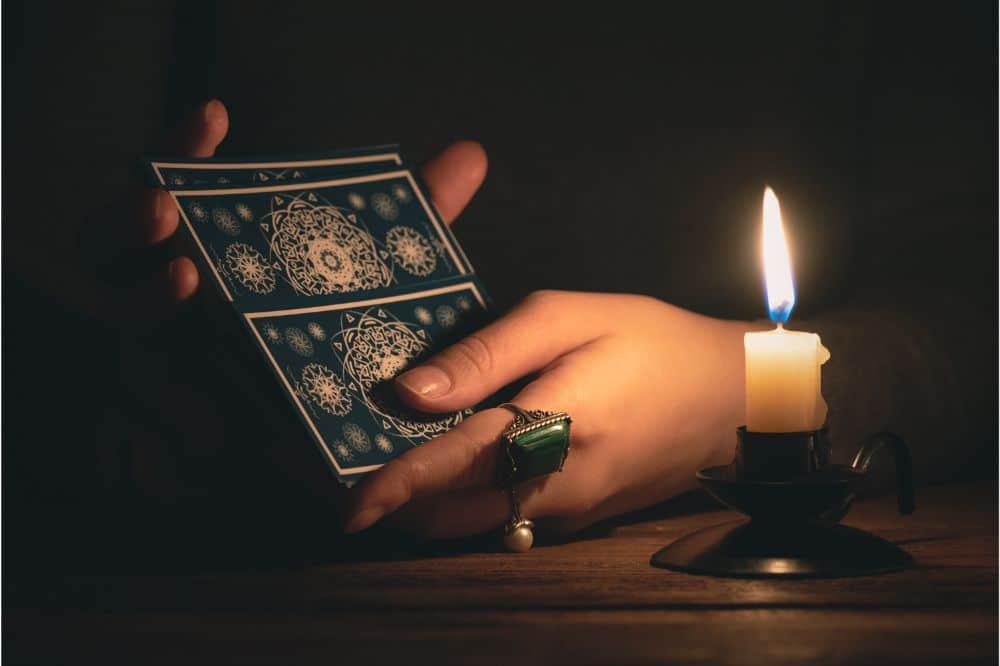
[163,98,230,157]
[128,100,230,249]
[419,140,487,225]
[341,407,511,533]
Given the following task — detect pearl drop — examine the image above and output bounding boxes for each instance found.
[504,525,534,553]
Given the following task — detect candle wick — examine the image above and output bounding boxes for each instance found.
[776,322,784,332]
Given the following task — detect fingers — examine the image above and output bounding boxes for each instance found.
[166,98,230,157]
[383,487,509,539]
[394,290,606,413]
[134,99,228,248]
[380,444,600,540]
[100,256,199,322]
[96,100,228,321]
[342,358,592,535]
[159,255,200,303]
[342,407,512,533]
[130,188,180,248]
[420,140,487,225]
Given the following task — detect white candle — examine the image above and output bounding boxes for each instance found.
[744,188,830,433]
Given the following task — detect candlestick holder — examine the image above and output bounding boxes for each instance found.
[650,428,915,578]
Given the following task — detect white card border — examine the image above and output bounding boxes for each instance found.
[170,170,468,303]
[150,152,402,185]
[244,280,486,477]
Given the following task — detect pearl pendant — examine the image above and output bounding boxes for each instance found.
[503,520,534,553]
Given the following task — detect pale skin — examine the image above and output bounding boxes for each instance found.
[127,100,750,539]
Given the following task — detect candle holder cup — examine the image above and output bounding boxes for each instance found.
[650,427,916,578]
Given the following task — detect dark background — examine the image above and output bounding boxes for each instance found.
[2,2,996,564]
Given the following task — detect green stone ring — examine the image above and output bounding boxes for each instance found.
[498,403,572,552]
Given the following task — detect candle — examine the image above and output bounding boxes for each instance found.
[744,187,830,433]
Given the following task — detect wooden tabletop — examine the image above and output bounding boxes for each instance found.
[6,482,997,665]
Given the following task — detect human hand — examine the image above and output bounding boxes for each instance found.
[102,99,490,497]
[102,99,489,320]
[342,292,750,538]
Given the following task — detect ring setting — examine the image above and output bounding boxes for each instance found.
[498,403,572,552]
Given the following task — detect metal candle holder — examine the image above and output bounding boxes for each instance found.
[650,427,915,578]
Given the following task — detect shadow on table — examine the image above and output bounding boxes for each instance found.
[5,489,723,583]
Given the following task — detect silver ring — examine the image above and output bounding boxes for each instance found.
[497,403,572,553]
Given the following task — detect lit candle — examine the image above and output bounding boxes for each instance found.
[744,187,830,433]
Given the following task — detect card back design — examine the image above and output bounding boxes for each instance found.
[172,170,472,307]
[244,280,490,482]
[148,147,489,485]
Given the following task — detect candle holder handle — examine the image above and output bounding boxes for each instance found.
[850,431,916,516]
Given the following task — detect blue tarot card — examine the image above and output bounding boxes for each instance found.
[243,279,492,485]
[146,145,402,189]
[169,169,475,309]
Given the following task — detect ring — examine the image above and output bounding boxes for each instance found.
[498,403,572,552]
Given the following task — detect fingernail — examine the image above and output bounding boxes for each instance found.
[202,99,220,121]
[343,507,385,534]
[167,257,180,279]
[396,366,451,398]
[152,189,166,221]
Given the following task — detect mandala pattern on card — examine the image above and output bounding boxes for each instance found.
[224,243,276,294]
[332,307,466,441]
[188,201,208,222]
[235,202,254,222]
[333,440,354,461]
[300,362,352,416]
[391,183,412,203]
[213,208,241,236]
[414,306,433,326]
[306,322,327,341]
[386,226,437,277]
[374,433,394,454]
[269,193,391,295]
[455,295,472,312]
[285,327,314,356]
[342,422,372,453]
[435,305,458,328]
[347,192,366,210]
[371,192,399,221]
[262,322,283,344]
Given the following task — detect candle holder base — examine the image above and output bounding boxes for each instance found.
[649,430,916,579]
[650,519,912,578]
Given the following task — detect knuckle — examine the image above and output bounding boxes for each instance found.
[447,333,495,377]
[386,456,422,505]
[523,289,562,309]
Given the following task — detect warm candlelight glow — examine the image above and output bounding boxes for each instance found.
[762,187,794,324]
[745,186,829,433]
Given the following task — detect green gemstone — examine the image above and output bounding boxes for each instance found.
[506,417,571,484]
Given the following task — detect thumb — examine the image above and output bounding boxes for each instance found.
[394,290,603,413]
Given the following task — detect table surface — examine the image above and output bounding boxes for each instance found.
[6,482,997,665]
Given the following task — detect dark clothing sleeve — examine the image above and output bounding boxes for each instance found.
[815,3,996,484]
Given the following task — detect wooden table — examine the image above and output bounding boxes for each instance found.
[6,482,996,665]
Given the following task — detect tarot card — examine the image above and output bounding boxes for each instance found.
[243,279,492,485]
[169,169,475,308]
[146,145,402,189]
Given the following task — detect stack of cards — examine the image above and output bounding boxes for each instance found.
[146,146,493,486]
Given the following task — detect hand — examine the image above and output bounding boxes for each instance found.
[102,99,488,319]
[342,293,750,538]
[101,99,490,497]
[88,99,229,321]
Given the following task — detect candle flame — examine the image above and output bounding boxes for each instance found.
[762,187,795,323]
